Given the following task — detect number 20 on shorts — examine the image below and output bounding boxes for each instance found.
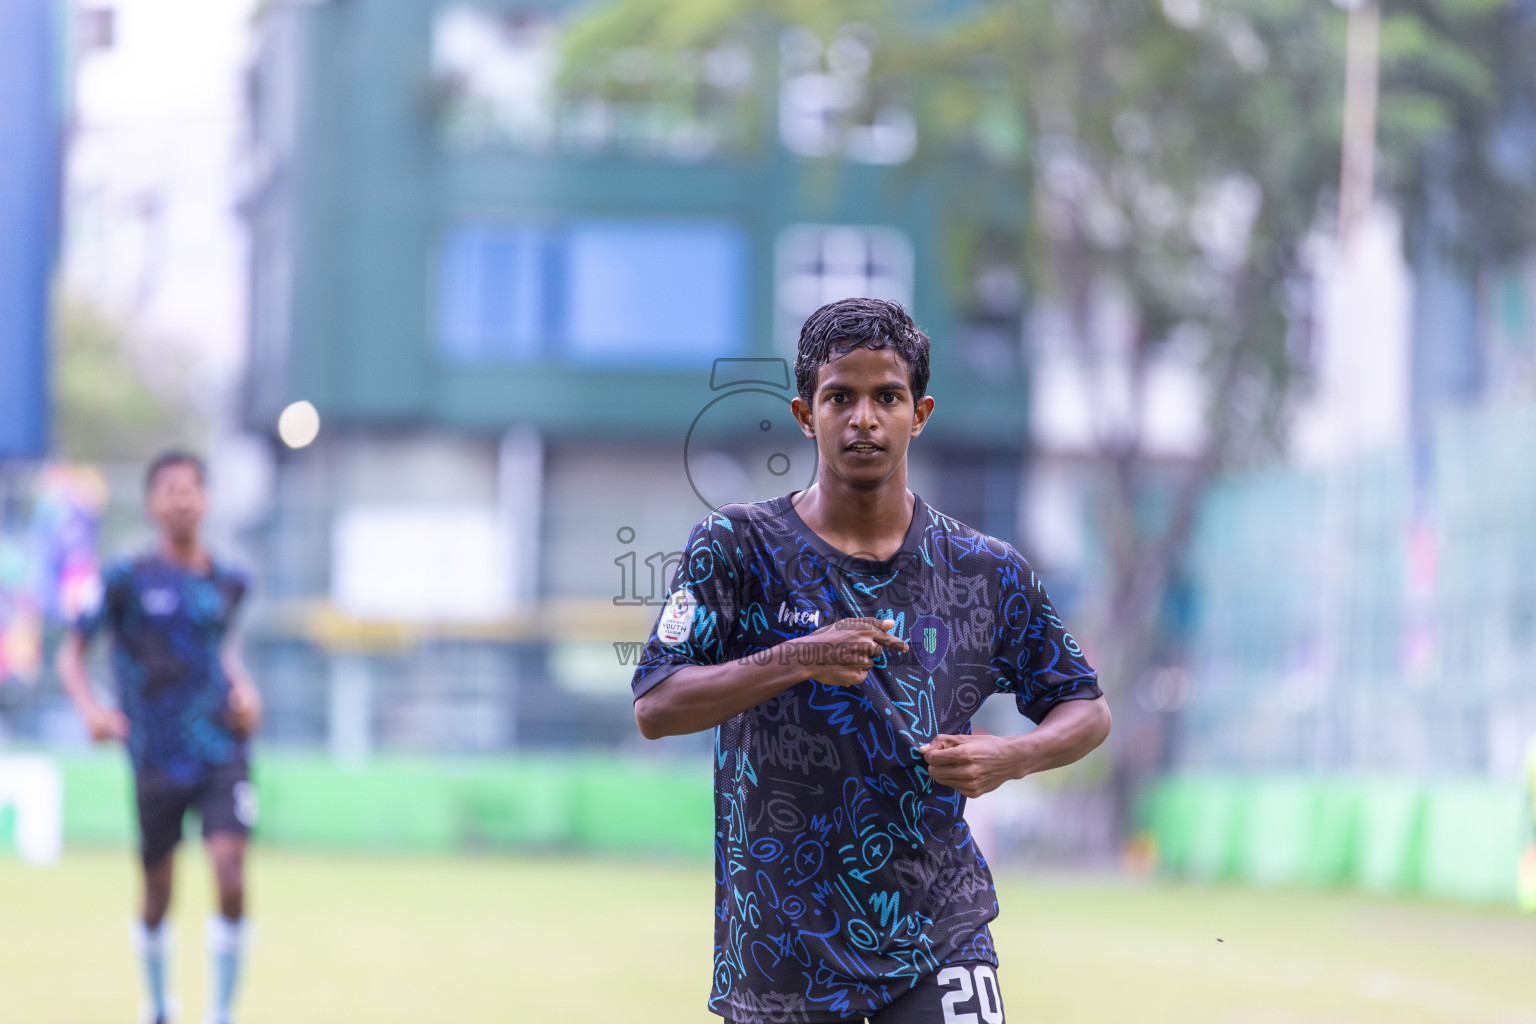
[937,964,1004,1024]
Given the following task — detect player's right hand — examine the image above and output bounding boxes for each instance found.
[787,617,909,687]
[227,682,263,738]
[84,704,129,743]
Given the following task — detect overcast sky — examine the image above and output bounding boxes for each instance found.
[64,0,259,412]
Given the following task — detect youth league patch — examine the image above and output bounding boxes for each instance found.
[658,587,698,647]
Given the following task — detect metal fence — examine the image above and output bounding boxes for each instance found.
[1180,398,1536,779]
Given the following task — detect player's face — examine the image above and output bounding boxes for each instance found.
[794,345,934,488]
[147,463,206,543]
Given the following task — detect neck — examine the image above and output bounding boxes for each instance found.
[159,533,207,570]
[794,466,914,554]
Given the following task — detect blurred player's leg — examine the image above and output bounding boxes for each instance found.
[204,912,248,1024]
[134,771,189,1022]
[204,825,250,1024]
[132,836,178,1022]
[130,915,174,1024]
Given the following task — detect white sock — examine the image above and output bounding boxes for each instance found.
[205,914,250,1024]
[130,920,174,1023]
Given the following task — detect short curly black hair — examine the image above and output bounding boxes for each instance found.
[144,449,205,493]
[794,297,930,405]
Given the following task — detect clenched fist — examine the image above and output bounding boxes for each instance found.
[227,682,264,737]
[782,617,909,688]
[84,704,130,743]
[920,733,1025,798]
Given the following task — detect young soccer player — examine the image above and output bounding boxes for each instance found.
[58,451,261,1024]
[632,298,1111,1023]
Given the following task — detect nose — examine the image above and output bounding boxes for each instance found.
[850,395,879,431]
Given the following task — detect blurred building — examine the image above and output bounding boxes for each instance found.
[0,0,64,722]
[240,0,1034,754]
[0,0,62,461]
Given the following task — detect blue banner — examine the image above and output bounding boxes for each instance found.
[0,0,60,460]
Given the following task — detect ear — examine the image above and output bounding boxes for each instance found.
[910,395,935,438]
[790,396,815,438]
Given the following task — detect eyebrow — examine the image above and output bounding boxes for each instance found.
[817,378,911,395]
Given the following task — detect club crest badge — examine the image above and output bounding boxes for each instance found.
[142,588,179,616]
[658,587,698,647]
[912,615,949,673]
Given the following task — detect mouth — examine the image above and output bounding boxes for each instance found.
[844,442,884,456]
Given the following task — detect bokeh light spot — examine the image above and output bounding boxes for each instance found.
[278,401,321,449]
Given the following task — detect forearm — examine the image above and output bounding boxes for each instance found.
[1006,695,1112,777]
[222,648,255,693]
[56,636,100,715]
[635,647,808,739]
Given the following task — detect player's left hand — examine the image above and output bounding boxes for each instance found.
[227,682,264,737]
[919,733,1025,798]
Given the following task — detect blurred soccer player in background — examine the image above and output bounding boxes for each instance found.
[632,298,1112,1023]
[58,451,261,1024]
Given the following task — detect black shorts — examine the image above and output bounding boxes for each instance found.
[134,761,257,866]
[725,961,1007,1024]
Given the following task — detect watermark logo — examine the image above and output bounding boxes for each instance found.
[684,358,817,512]
[614,360,825,670]
[612,525,681,607]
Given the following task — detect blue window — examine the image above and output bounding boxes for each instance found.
[563,222,746,363]
[436,226,550,363]
[435,220,746,365]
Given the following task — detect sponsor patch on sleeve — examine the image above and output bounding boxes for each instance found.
[658,587,698,647]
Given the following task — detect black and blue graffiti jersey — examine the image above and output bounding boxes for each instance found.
[632,492,1100,1024]
[76,554,250,786]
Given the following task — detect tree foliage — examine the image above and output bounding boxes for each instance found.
[564,0,1536,803]
[51,294,202,462]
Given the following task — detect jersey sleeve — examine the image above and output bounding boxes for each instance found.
[72,560,129,641]
[630,512,743,702]
[991,545,1102,724]
[218,565,251,626]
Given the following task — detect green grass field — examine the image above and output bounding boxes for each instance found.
[3,850,1535,1024]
